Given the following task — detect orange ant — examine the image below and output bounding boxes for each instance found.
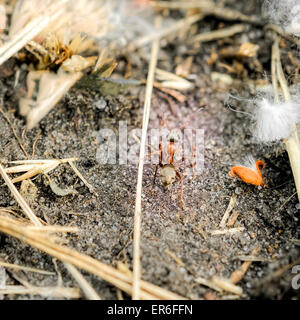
[154,138,182,187]
[151,102,205,210]
[153,137,185,209]
[152,106,204,187]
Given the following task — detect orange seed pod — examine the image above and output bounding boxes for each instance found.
[229,160,265,187]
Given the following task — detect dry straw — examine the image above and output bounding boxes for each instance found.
[0,161,100,300]
[0,161,185,299]
[272,36,300,202]
[132,16,161,300]
[0,214,185,300]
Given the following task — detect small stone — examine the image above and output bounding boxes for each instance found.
[235,187,242,195]
[257,271,263,277]
[94,97,107,110]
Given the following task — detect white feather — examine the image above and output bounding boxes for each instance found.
[263,0,300,36]
[236,155,257,171]
[253,97,300,143]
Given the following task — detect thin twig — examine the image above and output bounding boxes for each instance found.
[152,1,262,24]
[31,130,41,158]
[191,24,245,43]
[271,38,279,102]
[0,285,80,298]
[261,257,300,284]
[230,247,260,283]
[64,263,101,300]
[226,211,239,227]
[165,249,185,267]
[211,276,243,295]
[195,277,222,292]
[0,162,41,225]
[275,192,297,214]
[210,227,245,235]
[0,260,55,275]
[219,195,236,228]
[235,255,272,262]
[132,17,161,300]
[266,24,300,47]
[207,6,262,24]
[155,84,187,102]
[68,160,97,195]
[273,37,291,102]
[291,239,300,246]
[150,0,214,10]
[128,14,201,51]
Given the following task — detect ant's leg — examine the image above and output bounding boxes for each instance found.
[182,135,196,178]
[161,91,179,118]
[178,106,205,131]
[176,171,184,210]
[190,145,196,177]
[175,170,182,181]
[153,143,163,184]
[159,142,163,164]
[144,144,160,162]
[155,95,172,129]
[153,164,159,184]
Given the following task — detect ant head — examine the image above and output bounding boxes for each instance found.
[167,129,182,143]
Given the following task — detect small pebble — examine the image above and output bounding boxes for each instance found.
[94,97,107,110]
[235,187,242,195]
[257,271,263,277]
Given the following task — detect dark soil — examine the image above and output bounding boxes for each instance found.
[0,0,299,300]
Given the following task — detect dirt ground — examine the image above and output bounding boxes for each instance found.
[0,0,299,300]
